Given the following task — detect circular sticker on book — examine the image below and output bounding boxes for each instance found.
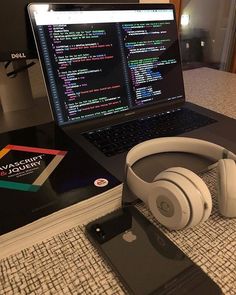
[94,178,109,187]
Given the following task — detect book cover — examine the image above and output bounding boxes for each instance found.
[0,123,120,235]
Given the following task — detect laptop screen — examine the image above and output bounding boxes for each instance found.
[29,4,185,127]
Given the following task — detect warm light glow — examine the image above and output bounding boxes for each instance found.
[181,14,190,27]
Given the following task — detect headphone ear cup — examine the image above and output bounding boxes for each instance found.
[218,159,236,217]
[164,167,212,223]
[147,178,191,230]
[149,167,212,230]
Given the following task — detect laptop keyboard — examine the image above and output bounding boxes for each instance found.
[83,108,217,157]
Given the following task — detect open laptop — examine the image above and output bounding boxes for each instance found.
[28,3,236,180]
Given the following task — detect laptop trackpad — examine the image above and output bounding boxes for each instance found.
[187,127,236,155]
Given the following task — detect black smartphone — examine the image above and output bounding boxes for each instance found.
[86,206,222,295]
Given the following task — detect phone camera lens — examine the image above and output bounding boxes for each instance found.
[94,225,105,239]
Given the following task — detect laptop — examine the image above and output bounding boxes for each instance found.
[28,3,236,180]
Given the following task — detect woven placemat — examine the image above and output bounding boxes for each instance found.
[0,169,236,295]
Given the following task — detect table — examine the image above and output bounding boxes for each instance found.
[184,67,236,119]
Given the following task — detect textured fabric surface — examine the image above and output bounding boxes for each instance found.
[0,169,236,295]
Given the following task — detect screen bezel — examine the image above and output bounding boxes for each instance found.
[28,3,185,131]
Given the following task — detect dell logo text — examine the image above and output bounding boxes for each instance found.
[11,53,26,59]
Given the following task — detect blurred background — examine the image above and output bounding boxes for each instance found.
[179,0,236,72]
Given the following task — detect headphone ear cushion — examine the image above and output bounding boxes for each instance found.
[218,159,236,217]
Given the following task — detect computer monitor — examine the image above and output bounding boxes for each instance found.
[0,0,35,61]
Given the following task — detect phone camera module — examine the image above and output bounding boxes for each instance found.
[94,225,106,240]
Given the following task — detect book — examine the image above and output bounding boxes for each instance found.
[0,122,121,237]
[0,184,122,259]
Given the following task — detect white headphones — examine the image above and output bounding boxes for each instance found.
[125,137,236,230]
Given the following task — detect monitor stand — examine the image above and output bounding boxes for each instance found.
[0,60,34,113]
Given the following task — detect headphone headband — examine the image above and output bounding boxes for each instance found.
[126,137,236,203]
[126,137,236,166]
